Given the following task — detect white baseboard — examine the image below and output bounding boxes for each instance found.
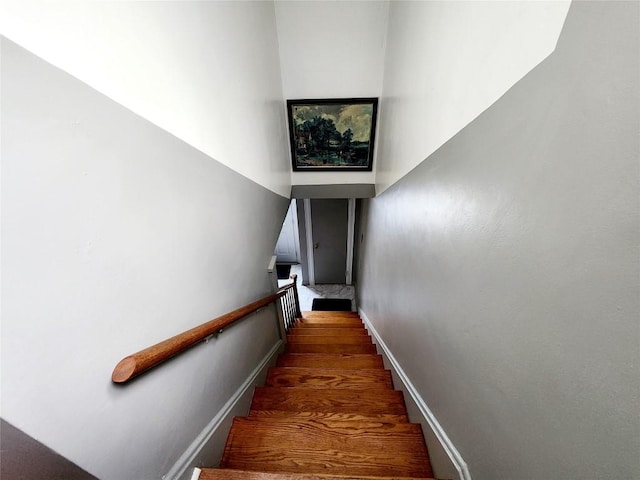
[359,309,471,480]
[163,340,283,480]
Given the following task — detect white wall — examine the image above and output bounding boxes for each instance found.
[0,0,291,197]
[1,37,289,480]
[357,2,639,478]
[275,0,388,187]
[376,0,571,193]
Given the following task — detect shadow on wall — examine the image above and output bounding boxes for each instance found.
[0,419,98,480]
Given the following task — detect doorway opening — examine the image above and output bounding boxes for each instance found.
[274,198,357,311]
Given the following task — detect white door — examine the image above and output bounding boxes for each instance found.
[275,200,301,263]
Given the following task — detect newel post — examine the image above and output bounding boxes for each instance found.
[275,298,287,343]
[291,274,301,318]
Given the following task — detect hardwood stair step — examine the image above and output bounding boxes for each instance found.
[277,353,384,369]
[199,468,439,480]
[250,387,408,418]
[220,417,433,477]
[299,318,364,326]
[302,311,360,317]
[300,313,361,319]
[295,322,364,329]
[301,316,361,321]
[285,343,377,354]
[266,367,393,389]
[289,327,369,336]
[248,410,408,423]
[286,335,372,345]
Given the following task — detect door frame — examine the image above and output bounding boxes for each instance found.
[303,197,356,286]
[275,199,302,264]
[303,199,315,286]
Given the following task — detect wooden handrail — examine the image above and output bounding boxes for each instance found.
[112,275,298,384]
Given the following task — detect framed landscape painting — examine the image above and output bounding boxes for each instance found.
[287,98,378,171]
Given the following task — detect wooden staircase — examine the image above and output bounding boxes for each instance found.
[199,311,437,480]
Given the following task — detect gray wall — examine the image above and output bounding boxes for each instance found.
[356,2,639,479]
[1,38,289,480]
[291,184,375,199]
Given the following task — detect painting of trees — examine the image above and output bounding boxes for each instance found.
[288,98,378,171]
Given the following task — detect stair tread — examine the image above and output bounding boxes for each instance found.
[302,311,360,316]
[299,321,364,327]
[221,417,433,477]
[251,387,408,416]
[295,322,365,329]
[289,327,369,336]
[286,343,377,354]
[199,468,439,480]
[301,317,361,321]
[266,367,393,389]
[299,317,363,325]
[277,354,384,369]
[249,410,408,423]
[286,335,372,345]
